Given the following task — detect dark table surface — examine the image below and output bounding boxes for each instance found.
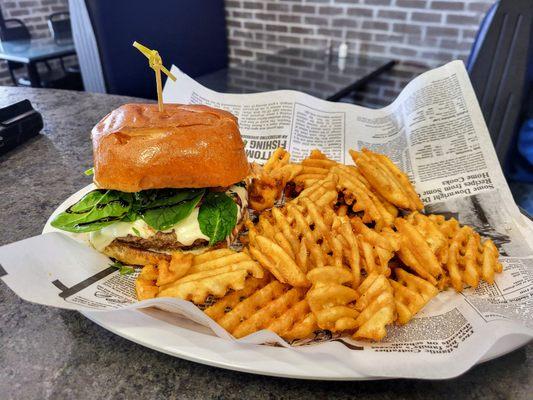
[0,38,75,63]
[197,48,395,101]
[0,86,531,400]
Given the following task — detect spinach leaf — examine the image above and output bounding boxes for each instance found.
[51,190,132,233]
[198,192,238,245]
[136,189,202,209]
[110,260,135,275]
[140,189,205,231]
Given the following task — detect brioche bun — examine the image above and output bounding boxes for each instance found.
[91,103,250,192]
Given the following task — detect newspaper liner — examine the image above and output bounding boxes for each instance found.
[1,61,532,379]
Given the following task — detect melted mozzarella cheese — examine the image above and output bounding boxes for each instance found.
[164,208,209,246]
[88,184,248,252]
[227,185,248,221]
[89,219,155,252]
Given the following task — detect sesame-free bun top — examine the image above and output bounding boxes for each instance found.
[91,103,250,192]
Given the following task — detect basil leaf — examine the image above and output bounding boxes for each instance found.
[51,190,132,233]
[84,167,94,176]
[141,190,205,231]
[198,192,238,245]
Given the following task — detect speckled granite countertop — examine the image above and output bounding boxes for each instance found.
[0,87,531,400]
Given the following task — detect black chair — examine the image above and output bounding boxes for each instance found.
[69,0,228,98]
[47,11,80,74]
[0,18,66,87]
[467,0,533,164]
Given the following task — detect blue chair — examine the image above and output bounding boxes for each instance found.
[69,0,228,99]
[467,0,533,164]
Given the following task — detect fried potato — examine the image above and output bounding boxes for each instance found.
[203,276,271,320]
[247,179,358,286]
[306,266,359,332]
[352,217,399,277]
[350,148,423,211]
[353,273,395,341]
[249,148,303,211]
[331,164,398,230]
[427,213,461,240]
[395,218,444,286]
[134,249,264,304]
[292,149,338,188]
[390,268,438,324]
[135,264,159,301]
[130,147,505,344]
[404,212,449,264]
[446,226,502,291]
[264,147,290,173]
[156,253,193,286]
[209,280,314,339]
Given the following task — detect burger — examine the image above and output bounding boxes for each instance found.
[51,103,250,264]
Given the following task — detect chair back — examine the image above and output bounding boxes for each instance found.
[72,0,228,99]
[48,12,73,43]
[467,0,533,163]
[0,18,31,41]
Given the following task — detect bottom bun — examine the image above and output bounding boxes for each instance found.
[103,241,171,265]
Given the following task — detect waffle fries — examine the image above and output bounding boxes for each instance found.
[136,249,264,304]
[134,147,503,344]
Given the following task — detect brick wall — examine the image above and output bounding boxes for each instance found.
[225,0,495,106]
[0,0,69,86]
[226,0,494,67]
[1,0,494,107]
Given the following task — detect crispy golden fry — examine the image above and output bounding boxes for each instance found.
[446,226,502,292]
[249,157,303,212]
[131,147,505,344]
[203,276,271,320]
[208,280,314,339]
[353,273,395,341]
[334,216,362,287]
[352,217,399,277]
[395,218,444,286]
[156,253,193,286]
[248,184,341,286]
[350,148,423,211]
[264,147,290,173]
[427,214,461,239]
[275,311,318,341]
[291,149,338,188]
[157,256,264,303]
[135,278,159,301]
[266,300,318,341]
[296,175,338,209]
[248,178,363,288]
[332,164,398,230]
[390,268,438,324]
[306,266,359,332]
[135,264,159,300]
[134,249,264,304]
[404,212,449,264]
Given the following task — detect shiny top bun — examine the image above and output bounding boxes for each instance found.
[91,103,250,192]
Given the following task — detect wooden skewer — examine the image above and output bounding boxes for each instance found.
[132,41,176,112]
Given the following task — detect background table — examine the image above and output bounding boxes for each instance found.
[0,38,76,87]
[0,86,531,399]
[197,48,396,101]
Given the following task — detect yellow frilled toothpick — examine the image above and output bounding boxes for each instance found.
[133,41,177,112]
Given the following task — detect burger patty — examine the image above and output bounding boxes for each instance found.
[115,231,209,251]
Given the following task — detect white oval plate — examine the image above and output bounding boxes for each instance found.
[44,185,532,380]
